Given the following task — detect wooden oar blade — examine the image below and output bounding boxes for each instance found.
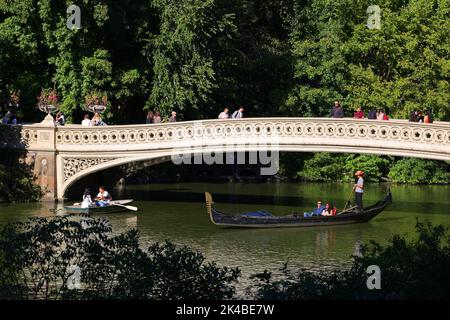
[112,203,138,211]
[123,205,138,211]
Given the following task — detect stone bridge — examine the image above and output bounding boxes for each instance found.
[1,118,449,200]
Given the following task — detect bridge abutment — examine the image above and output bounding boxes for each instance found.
[21,122,58,201]
[31,150,57,201]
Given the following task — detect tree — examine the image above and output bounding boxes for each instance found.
[297,153,346,181]
[147,0,237,119]
[284,0,450,120]
[0,0,156,124]
[388,158,450,184]
[0,217,240,299]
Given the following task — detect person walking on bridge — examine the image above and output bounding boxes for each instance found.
[218,107,230,119]
[169,111,178,122]
[330,101,344,118]
[353,171,365,212]
[231,106,244,119]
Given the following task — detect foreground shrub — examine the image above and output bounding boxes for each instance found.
[1,216,448,300]
[0,217,239,300]
[249,221,450,300]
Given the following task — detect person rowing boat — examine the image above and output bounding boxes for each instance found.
[95,186,112,207]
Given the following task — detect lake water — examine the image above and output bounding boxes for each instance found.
[1,182,449,295]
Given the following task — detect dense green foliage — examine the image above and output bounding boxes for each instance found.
[285,0,450,120]
[0,217,239,299]
[288,153,449,184]
[297,153,346,182]
[0,149,41,202]
[388,157,450,184]
[0,0,448,123]
[250,221,450,299]
[1,217,449,299]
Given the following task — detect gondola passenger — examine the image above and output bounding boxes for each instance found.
[321,203,337,216]
[304,200,325,217]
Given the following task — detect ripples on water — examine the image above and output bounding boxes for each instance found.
[0,182,448,297]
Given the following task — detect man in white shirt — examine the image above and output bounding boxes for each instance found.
[81,114,91,126]
[95,186,112,207]
[218,107,230,119]
[353,171,365,212]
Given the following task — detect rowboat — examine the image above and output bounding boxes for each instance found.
[64,199,135,214]
[205,191,392,228]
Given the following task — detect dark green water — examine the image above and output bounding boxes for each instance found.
[1,182,449,291]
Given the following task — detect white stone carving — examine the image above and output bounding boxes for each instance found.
[51,119,449,147]
[63,158,116,181]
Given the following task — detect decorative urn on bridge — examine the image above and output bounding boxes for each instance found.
[37,88,60,125]
[5,89,20,112]
[84,92,108,114]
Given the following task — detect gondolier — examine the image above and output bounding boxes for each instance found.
[354,171,365,212]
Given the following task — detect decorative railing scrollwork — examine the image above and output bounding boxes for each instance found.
[1,118,449,159]
[63,158,117,181]
[51,118,449,148]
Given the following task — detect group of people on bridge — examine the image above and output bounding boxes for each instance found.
[1,100,437,126]
[332,101,390,121]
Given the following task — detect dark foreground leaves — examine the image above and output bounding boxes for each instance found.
[250,221,450,300]
[0,217,449,300]
[0,217,239,299]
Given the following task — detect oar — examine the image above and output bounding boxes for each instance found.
[74,202,138,211]
[112,203,138,212]
[339,188,354,215]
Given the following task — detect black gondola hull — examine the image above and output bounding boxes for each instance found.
[205,192,392,228]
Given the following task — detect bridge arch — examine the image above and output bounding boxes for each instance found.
[1,118,449,200]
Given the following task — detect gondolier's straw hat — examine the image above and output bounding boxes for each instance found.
[355,170,364,176]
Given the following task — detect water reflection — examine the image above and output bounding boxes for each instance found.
[0,182,448,293]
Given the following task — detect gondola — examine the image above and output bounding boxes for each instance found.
[204,191,392,228]
[64,199,135,215]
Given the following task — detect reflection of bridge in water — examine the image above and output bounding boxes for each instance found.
[1,118,449,200]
